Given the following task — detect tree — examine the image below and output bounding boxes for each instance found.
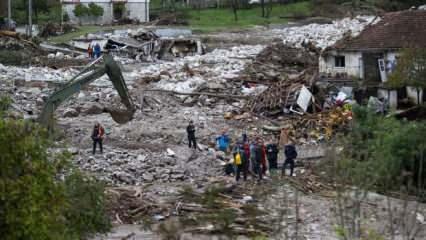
[260,0,265,17]
[231,0,239,21]
[73,3,89,18]
[0,99,111,240]
[88,3,104,18]
[388,48,426,104]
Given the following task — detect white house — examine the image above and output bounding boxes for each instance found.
[62,0,150,25]
[319,10,426,107]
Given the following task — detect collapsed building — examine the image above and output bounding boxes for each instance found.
[71,28,204,61]
[319,10,426,108]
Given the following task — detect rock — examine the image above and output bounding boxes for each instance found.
[35,97,44,106]
[55,52,65,59]
[47,53,55,59]
[63,108,79,118]
[153,215,166,221]
[25,87,41,95]
[75,54,86,59]
[105,152,116,159]
[241,195,254,204]
[82,103,104,115]
[113,171,134,184]
[142,173,154,182]
[77,92,86,99]
[215,151,226,160]
[170,173,184,180]
[224,112,233,119]
[166,148,175,157]
[137,154,146,162]
[67,147,79,155]
[417,213,425,224]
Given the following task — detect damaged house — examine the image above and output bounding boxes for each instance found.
[62,0,150,25]
[319,10,426,108]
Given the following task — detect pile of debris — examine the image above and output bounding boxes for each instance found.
[39,23,77,38]
[0,31,45,65]
[271,15,379,49]
[72,28,204,62]
[242,42,319,114]
[282,107,353,143]
[245,70,317,114]
[242,42,318,83]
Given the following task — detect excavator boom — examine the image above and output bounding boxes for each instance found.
[38,55,136,131]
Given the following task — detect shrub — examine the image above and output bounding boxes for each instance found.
[0,118,111,239]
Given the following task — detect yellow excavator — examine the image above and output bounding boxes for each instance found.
[38,54,136,131]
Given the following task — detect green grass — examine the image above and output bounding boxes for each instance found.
[186,2,313,32]
[48,25,127,44]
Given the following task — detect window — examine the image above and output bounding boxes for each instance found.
[335,56,345,67]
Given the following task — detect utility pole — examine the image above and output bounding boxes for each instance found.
[8,0,11,22]
[28,0,32,37]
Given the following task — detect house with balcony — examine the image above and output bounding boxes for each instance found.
[318,10,426,107]
[62,0,150,25]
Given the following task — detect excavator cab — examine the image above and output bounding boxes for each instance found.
[38,55,136,132]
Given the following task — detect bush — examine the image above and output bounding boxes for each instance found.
[64,171,111,239]
[0,118,111,239]
[89,3,104,18]
[336,106,426,194]
[0,121,67,240]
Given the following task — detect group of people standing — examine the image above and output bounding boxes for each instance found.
[186,121,298,182]
[88,43,102,59]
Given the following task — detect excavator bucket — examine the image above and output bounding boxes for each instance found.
[106,108,135,124]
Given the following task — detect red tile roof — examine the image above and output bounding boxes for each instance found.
[332,10,426,51]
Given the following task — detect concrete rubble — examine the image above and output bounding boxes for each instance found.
[271,16,379,49]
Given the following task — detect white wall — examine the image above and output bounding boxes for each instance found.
[127,0,150,22]
[63,0,150,25]
[319,51,363,78]
[64,2,113,25]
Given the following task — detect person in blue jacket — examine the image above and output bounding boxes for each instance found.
[216,130,230,152]
[94,43,102,58]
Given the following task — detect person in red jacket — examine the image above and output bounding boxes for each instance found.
[92,122,105,154]
[260,139,267,175]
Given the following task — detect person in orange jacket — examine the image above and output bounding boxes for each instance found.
[88,44,93,58]
[91,122,105,154]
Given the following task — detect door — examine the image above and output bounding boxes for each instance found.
[363,53,383,83]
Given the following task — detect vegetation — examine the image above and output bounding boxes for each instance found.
[186,2,313,32]
[88,3,104,18]
[0,98,111,240]
[388,48,426,104]
[324,107,426,239]
[332,106,426,194]
[73,4,90,18]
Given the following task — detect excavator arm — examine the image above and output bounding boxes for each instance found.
[38,55,136,131]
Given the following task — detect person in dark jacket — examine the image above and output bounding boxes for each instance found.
[92,122,105,154]
[282,142,297,176]
[253,138,264,181]
[186,120,196,149]
[233,141,248,181]
[266,140,279,170]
